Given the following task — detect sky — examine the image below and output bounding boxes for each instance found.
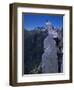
[23,13,63,31]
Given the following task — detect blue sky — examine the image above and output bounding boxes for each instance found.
[23,13,63,31]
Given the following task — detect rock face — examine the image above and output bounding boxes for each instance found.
[42,21,60,73]
[42,32,58,73]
